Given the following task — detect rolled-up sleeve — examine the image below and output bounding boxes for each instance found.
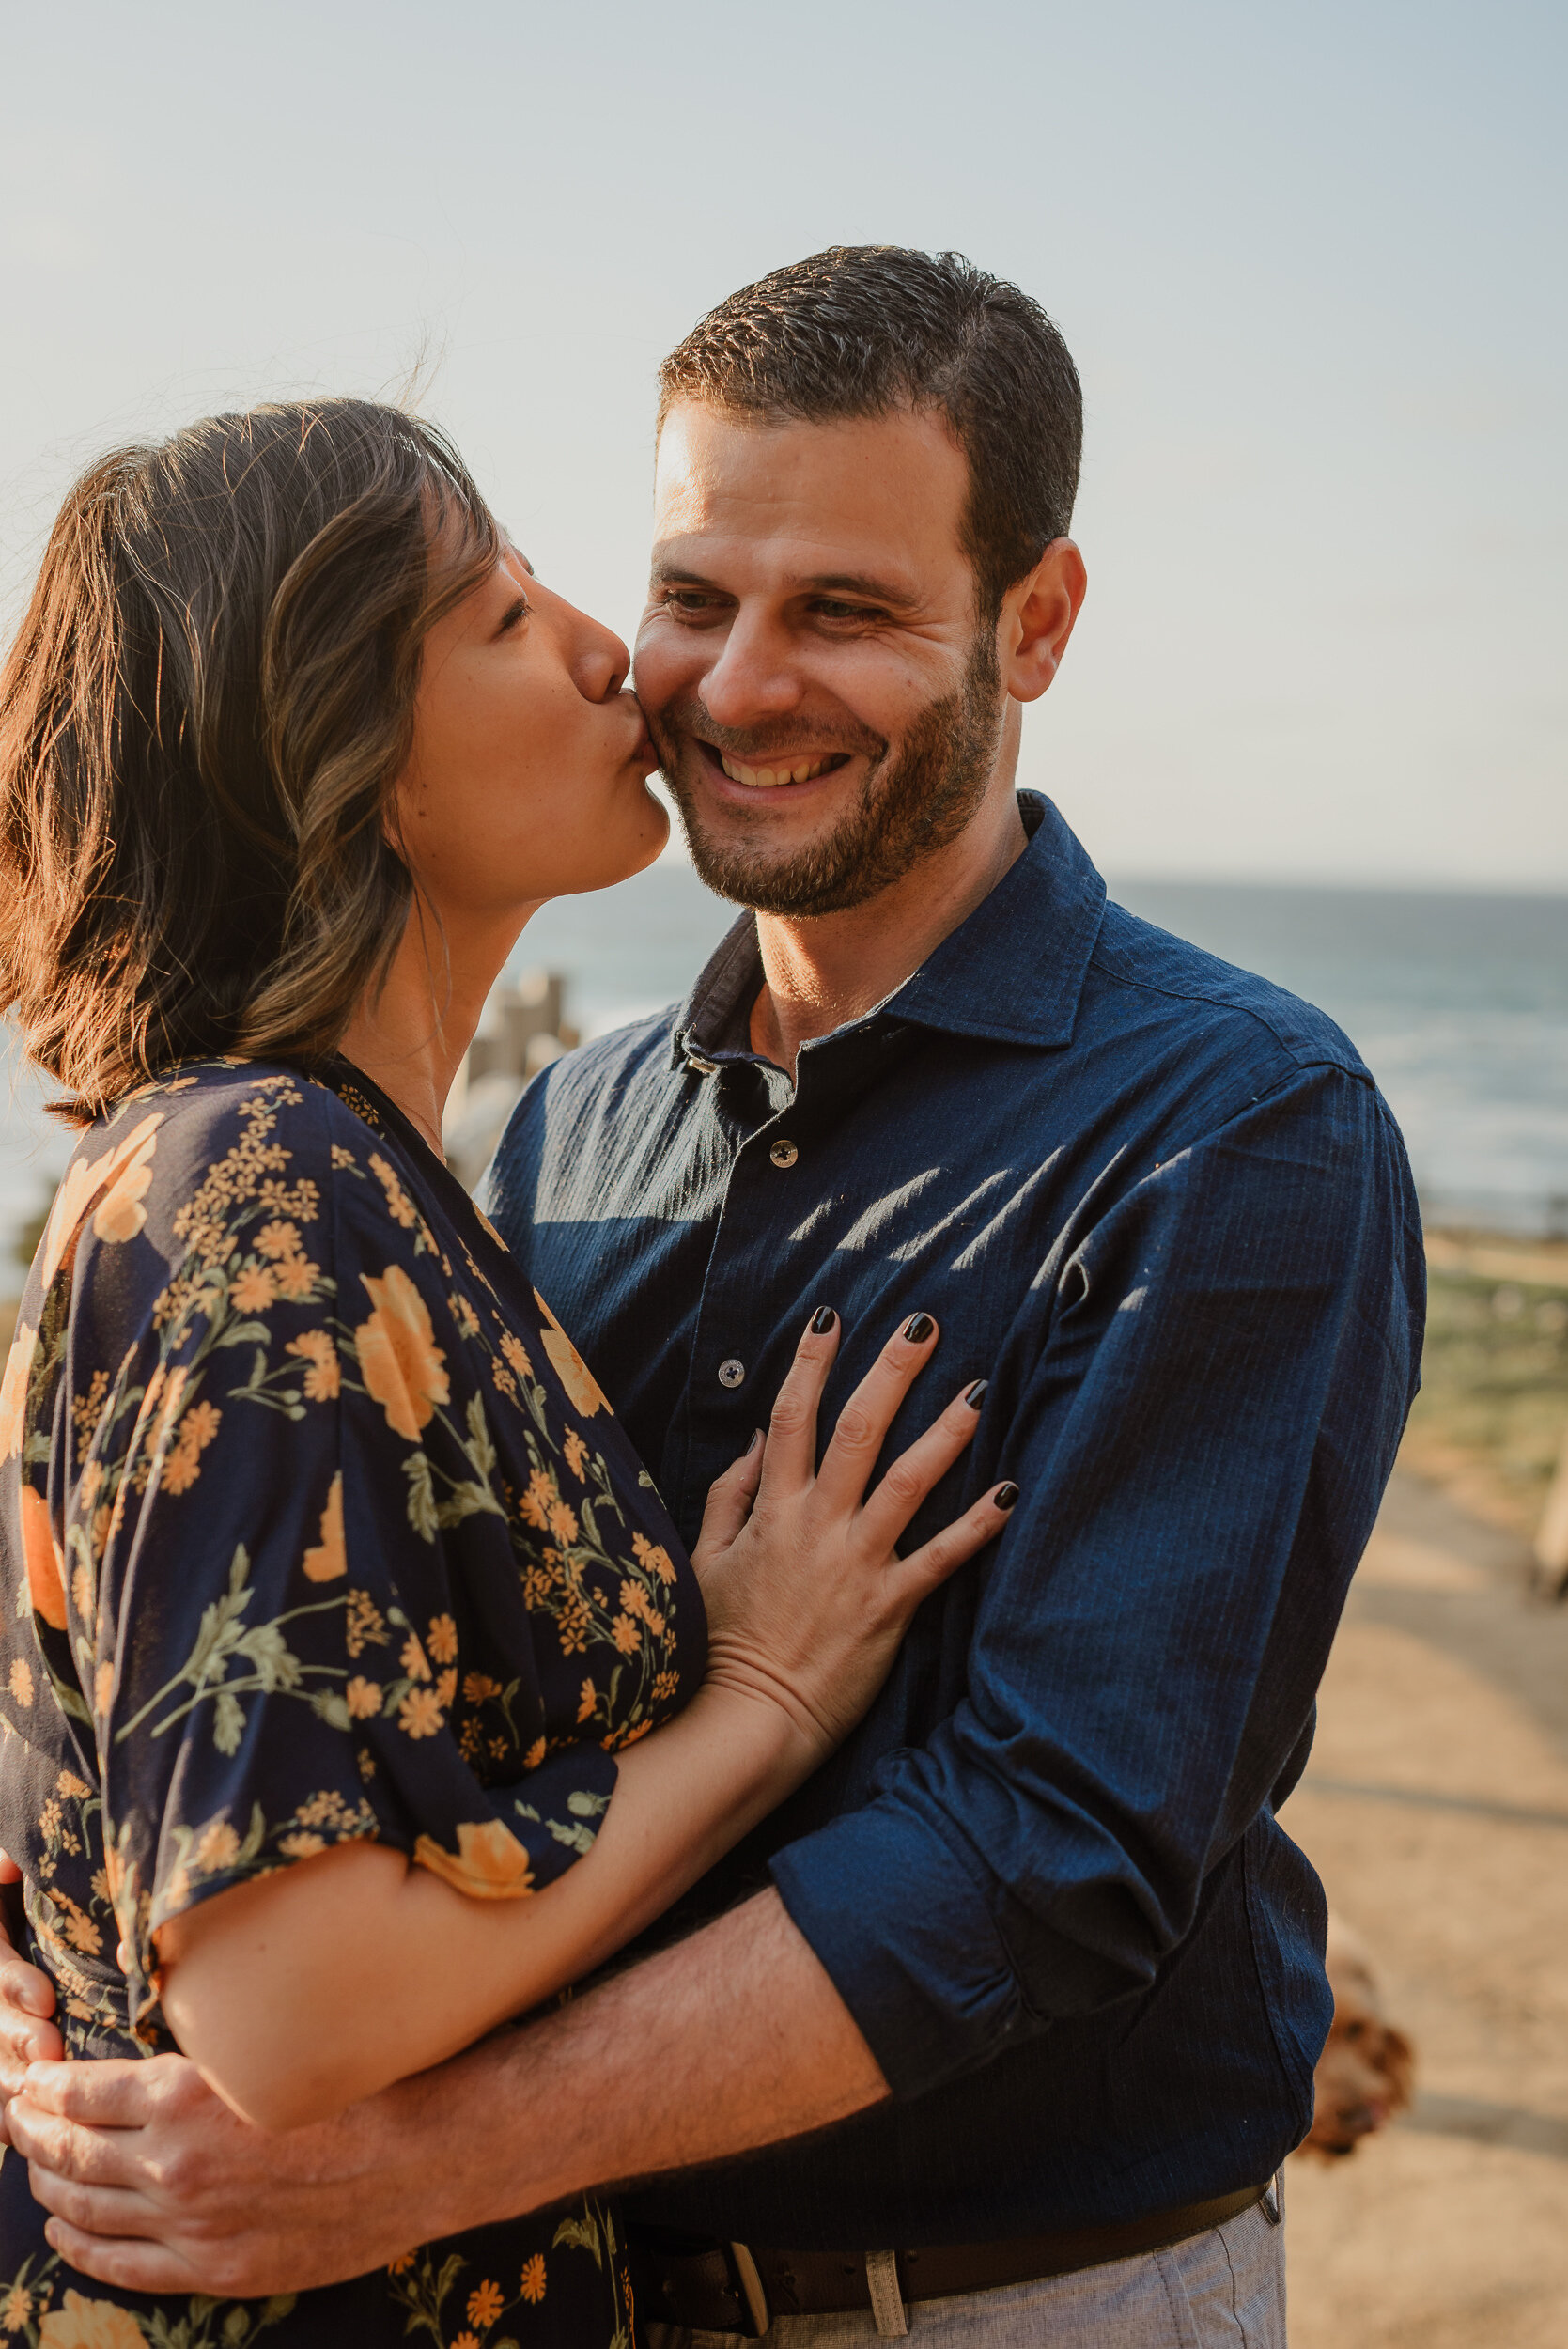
[770,1063,1423,2100]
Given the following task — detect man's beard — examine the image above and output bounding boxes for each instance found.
[652,631,1005,918]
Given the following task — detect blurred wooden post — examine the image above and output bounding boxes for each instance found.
[1534,1419,1568,1599]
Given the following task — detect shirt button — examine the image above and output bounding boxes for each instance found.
[718,1358,746,1389]
[769,1139,799,1169]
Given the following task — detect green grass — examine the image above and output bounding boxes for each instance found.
[1405,1260,1568,1526]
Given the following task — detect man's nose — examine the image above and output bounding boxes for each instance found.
[698,608,803,729]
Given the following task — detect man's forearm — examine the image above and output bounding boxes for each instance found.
[416,1888,889,2237]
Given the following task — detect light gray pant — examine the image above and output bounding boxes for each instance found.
[645,2191,1285,2349]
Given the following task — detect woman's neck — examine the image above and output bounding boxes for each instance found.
[338,896,536,1163]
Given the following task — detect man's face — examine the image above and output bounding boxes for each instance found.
[634,401,1007,915]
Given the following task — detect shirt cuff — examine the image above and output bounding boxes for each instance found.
[768,1799,1032,2101]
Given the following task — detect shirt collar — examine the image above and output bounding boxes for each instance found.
[672,792,1107,1071]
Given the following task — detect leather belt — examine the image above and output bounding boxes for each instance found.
[631,2181,1275,2336]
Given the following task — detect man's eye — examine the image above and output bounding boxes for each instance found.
[814,599,877,622]
[664,591,721,614]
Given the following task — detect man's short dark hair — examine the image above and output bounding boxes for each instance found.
[658,246,1081,621]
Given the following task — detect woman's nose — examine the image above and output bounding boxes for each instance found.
[573,616,630,705]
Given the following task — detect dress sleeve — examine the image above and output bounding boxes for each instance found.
[80,1075,615,2037]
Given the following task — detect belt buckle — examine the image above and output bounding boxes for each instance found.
[727,2243,771,2337]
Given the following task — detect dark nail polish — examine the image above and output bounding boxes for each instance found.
[810,1306,837,1334]
[964,1379,988,1410]
[903,1313,936,1345]
[995,1482,1020,1511]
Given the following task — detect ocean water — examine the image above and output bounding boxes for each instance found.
[3,859,1565,1277]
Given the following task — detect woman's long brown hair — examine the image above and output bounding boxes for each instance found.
[0,399,499,1124]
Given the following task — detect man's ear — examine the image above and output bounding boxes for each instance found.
[998,539,1087,704]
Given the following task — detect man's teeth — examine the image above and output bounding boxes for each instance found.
[718,753,837,788]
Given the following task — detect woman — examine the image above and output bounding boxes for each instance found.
[0,402,1015,2348]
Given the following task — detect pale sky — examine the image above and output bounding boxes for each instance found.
[2,0,1562,886]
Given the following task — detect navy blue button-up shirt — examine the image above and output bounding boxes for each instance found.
[486,795,1423,2247]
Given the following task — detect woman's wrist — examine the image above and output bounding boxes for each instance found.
[679,1671,828,1802]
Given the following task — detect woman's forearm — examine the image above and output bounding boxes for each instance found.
[159,1682,814,2132]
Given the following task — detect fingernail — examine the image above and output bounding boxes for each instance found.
[964,1379,987,1410]
[810,1307,837,1334]
[745,1427,762,1455]
[995,1482,1019,1511]
[903,1313,935,1345]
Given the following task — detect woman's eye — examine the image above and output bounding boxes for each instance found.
[498,597,530,634]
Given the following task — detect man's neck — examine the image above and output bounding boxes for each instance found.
[748,786,1029,1079]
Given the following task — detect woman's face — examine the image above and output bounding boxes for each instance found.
[394,538,668,932]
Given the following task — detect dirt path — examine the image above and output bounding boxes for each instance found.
[1280,1467,1568,2346]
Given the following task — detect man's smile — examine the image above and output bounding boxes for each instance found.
[691,739,857,795]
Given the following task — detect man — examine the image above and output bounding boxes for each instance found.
[2,248,1421,2345]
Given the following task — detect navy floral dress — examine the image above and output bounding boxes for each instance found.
[0,1058,706,2349]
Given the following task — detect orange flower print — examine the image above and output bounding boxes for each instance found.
[620,1582,665,1639]
[370,1152,419,1229]
[435,1667,458,1709]
[500,1331,532,1381]
[21,1485,68,1629]
[0,2281,35,2332]
[93,1659,115,1714]
[632,1531,676,1585]
[195,1820,241,1872]
[355,1264,450,1440]
[302,1472,347,1582]
[520,2253,547,2303]
[547,1496,579,1547]
[522,1735,546,1768]
[449,1291,481,1338]
[401,1631,431,1681]
[468,2279,506,2326]
[256,1220,300,1258]
[90,1119,163,1249]
[39,1113,163,1289]
[557,1593,592,1656]
[346,1675,382,1719]
[520,1469,555,1532]
[533,1289,612,1418]
[577,1677,597,1723]
[0,1317,37,1462]
[272,1252,319,1300]
[287,1329,341,1400]
[427,1612,458,1664]
[160,1399,222,1495]
[611,1612,640,1656]
[415,1820,536,1901]
[38,2286,147,2346]
[8,1657,34,1705]
[451,2337,481,2349]
[279,1830,326,1859]
[463,1672,502,1703]
[562,1429,589,1483]
[397,1686,443,1738]
[229,1262,277,1313]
